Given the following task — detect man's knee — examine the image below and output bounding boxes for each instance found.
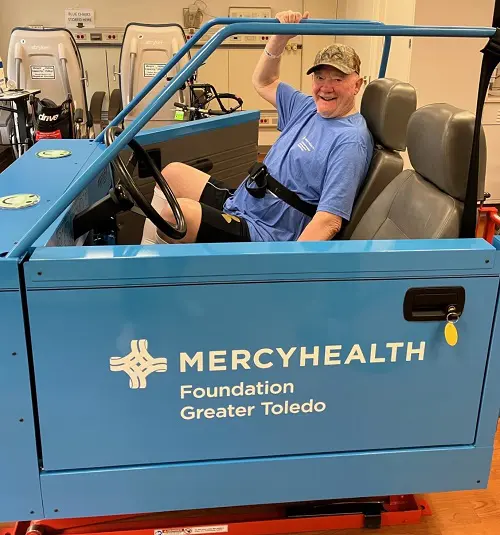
[162,161,189,181]
[156,162,208,202]
[154,162,187,198]
[156,197,202,244]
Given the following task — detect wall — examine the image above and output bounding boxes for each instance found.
[374,0,416,83]
[0,0,336,86]
[0,0,338,149]
[410,0,495,113]
[0,0,305,60]
[407,0,498,195]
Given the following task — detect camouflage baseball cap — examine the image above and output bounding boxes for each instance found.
[306,43,361,75]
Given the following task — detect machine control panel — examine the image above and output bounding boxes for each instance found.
[228,7,273,19]
[70,28,124,45]
[69,25,300,48]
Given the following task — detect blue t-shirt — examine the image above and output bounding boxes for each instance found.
[223,82,374,241]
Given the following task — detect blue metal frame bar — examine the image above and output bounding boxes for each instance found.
[97,17,390,141]
[379,35,391,78]
[7,22,496,259]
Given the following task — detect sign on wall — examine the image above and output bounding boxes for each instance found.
[65,8,95,28]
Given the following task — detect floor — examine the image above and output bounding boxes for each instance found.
[330,425,500,535]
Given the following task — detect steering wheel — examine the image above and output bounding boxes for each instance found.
[105,127,187,241]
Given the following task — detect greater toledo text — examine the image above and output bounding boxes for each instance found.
[177,341,426,421]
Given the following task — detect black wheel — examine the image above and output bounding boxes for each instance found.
[106,127,186,240]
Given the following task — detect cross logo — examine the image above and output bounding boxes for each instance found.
[110,339,167,389]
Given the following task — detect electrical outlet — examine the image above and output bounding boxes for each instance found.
[259,112,278,128]
[228,7,272,19]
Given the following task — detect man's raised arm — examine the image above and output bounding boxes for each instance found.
[251,10,309,108]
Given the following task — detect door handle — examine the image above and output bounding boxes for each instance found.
[403,286,465,321]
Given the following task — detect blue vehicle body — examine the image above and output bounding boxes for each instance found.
[0,17,500,523]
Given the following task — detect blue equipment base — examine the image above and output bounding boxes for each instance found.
[40,445,492,519]
[1,109,500,522]
[17,236,500,520]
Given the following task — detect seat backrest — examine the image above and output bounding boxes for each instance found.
[342,78,417,238]
[6,28,89,125]
[349,103,487,240]
[119,23,191,126]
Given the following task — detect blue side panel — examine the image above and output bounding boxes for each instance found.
[0,140,101,255]
[0,260,43,521]
[34,145,113,248]
[25,239,495,289]
[0,139,112,254]
[39,446,493,519]
[475,235,500,444]
[135,110,260,147]
[0,256,21,290]
[27,276,498,472]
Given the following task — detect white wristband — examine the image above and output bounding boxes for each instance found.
[264,47,283,59]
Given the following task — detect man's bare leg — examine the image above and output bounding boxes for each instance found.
[141,162,211,244]
[156,198,202,244]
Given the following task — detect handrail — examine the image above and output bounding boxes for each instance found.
[8,22,496,258]
[96,17,390,142]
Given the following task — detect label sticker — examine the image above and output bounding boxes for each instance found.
[30,65,56,80]
[36,149,72,159]
[174,109,185,121]
[143,63,167,78]
[154,526,228,535]
[65,8,95,28]
[0,193,41,209]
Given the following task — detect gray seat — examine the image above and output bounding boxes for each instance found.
[342,78,417,238]
[349,103,487,240]
[6,27,99,139]
[118,22,191,128]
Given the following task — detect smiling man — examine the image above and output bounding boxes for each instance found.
[142,10,374,245]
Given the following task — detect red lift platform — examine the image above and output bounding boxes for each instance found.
[0,495,431,535]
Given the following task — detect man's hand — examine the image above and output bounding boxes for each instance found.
[274,10,310,41]
[297,211,342,241]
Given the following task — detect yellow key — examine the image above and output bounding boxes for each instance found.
[445,306,459,347]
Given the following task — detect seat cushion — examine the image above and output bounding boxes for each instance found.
[350,170,462,240]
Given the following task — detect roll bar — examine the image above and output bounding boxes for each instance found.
[96,17,392,142]
[7,21,497,258]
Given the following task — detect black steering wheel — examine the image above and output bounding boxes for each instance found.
[106,127,187,241]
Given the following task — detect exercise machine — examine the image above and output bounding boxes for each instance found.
[1,10,500,535]
[0,27,105,159]
[118,23,191,127]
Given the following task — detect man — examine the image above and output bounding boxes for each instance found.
[141,10,373,244]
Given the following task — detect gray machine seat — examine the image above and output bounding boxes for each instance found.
[119,23,191,128]
[342,78,417,238]
[6,27,100,139]
[350,103,487,240]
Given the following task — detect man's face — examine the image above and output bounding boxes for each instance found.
[312,66,363,118]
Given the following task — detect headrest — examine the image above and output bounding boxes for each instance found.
[407,103,486,202]
[360,78,417,151]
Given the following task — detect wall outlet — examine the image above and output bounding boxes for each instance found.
[228,7,272,19]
